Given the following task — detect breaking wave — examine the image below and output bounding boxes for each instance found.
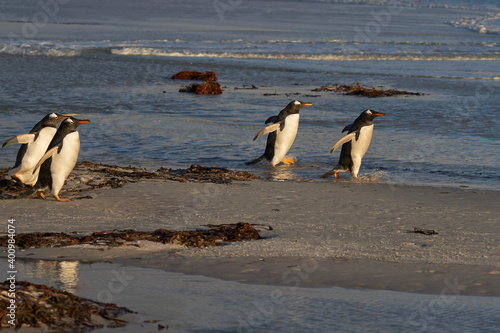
[2,40,500,61]
[111,47,500,61]
[447,12,500,34]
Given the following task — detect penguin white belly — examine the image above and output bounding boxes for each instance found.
[350,124,373,177]
[271,114,300,165]
[50,132,80,196]
[10,127,57,185]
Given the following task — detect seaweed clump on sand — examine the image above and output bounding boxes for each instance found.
[0,223,264,249]
[0,281,133,331]
[0,168,32,199]
[313,83,423,97]
[0,162,260,200]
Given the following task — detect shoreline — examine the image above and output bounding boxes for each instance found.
[2,170,499,297]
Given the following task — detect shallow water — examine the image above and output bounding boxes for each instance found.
[8,259,500,333]
[0,0,499,190]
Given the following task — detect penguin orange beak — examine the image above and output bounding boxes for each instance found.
[302,102,313,106]
[373,112,385,117]
[78,120,90,124]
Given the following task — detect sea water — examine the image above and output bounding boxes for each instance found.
[0,0,499,190]
[8,259,500,333]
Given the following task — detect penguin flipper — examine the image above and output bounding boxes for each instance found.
[2,133,35,147]
[265,116,279,124]
[329,132,356,153]
[32,144,60,174]
[253,122,282,141]
[342,124,352,133]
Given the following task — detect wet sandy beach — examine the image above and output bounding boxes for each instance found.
[2,166,499,297]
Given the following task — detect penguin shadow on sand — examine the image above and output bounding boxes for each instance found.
[322,109,385,180]
[2,115,90,202]
[246,100,312,168]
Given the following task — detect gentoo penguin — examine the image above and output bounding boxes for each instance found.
[321,109,385,179]
[33,117,90,202]
[2,113,70,186]
[246,100,312,166]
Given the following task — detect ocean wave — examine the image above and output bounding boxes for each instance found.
[0,42,112,57]
[2,41,500,62]
[111,47,500,61]
[447,12,500,34]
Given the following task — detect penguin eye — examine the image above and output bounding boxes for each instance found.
[293,100,301,105]
[365,110,372,115]
[66,119,74,124]
[49,113,57,118]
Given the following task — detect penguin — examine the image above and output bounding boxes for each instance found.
[321,109,385,179]
[2,113,70,186]
[32,117,90,202]
[246,100,312,166]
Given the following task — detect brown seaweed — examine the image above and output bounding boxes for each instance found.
[0,223,264,249]
[0,281,133,331]
[312,83,423,97]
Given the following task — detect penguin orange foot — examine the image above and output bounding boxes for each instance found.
[55,195,71,202]
[281,157,296,165]
[36,191,46,199]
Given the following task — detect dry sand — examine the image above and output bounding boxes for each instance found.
[2,177,499,297]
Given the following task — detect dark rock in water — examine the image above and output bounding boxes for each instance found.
[194,81,223,95]
[173,70,220,94]
[179,83,198,93]
[194,71,217,81]
[171,70,217,81]
[171,70,202,80]
[0,280,133,331]
[179,81,223,95]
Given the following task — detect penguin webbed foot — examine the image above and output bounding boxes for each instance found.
[36,191,46,200]
[54,194,71,202]
[280,157,295,165]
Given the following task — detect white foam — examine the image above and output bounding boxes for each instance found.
[447,12,500,35]
[110,47,500,61]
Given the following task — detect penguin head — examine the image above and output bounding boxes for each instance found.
[283,100,313,115]
[360,109,385,122]
[40,113,71,127]
[60,117,90,131]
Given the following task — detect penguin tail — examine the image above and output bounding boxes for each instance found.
[320,170,336,178]
[321,166,342,179]
[245,155,265,165]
